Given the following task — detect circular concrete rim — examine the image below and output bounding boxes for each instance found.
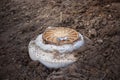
[35,33,84,53]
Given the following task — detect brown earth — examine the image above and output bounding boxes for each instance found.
[0,0,120,80]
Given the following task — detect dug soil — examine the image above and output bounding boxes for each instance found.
[0,0,120,80]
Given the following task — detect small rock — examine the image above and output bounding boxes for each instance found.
[102,19,107,25]
[88,29,97,37]
[97,39,103,43]
[105,4,110,8]
[108,14,112,19]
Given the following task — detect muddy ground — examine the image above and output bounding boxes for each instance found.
[0,0,120,80]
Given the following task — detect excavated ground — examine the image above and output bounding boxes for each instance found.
[0,0,120,80]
